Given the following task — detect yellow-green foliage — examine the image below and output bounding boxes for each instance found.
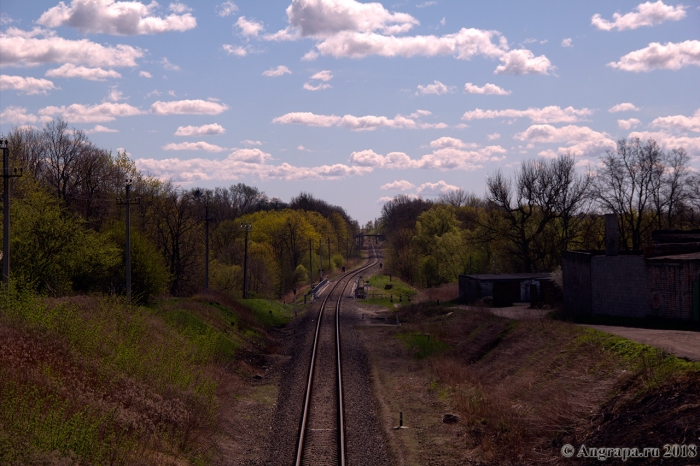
[397,332,449,359]
[363,274,417,308]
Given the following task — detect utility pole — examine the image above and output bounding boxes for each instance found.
[319,240,323,280]
[327,237,331,272]
[309,239,313,284]
[194,189,213,289]
[240,223,252,298]
[117,179,140,304]
[1,139,22,287]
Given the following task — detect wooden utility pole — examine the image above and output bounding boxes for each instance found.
[240,223,252,298]
[1,139,22,287]
[118,179,140,304]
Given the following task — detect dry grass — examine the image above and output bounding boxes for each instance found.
[392,303,687,464]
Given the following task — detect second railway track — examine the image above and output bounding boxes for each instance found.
[295,248,379,466]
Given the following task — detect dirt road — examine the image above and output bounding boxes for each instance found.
[580,324,700,361]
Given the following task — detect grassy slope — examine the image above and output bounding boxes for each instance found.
[0,289,292,466]
[392,303,700,464]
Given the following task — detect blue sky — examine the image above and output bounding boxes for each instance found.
[1,0,699,224]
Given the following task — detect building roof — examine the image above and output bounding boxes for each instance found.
[461,273,551,281]
[646,252,700,261]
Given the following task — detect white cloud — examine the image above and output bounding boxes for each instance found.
[608,40,700,72]
[416,1,437,8]
[169,3,192,14]
[287,0,419,37]
[0,27,143,67]
[38,102,143,123]
[302,50,319,61]
[0,106,53,125]
[463,82,511,95]
[163,141,227,152]
[86,124,119,133]
[0,75,57,94]
[273,111,445,130]
[591,1,686,31]
[650,109,700,133]
[236,16,264,37]
[618,118,641,130]
[416,180,460,196]
[494,49,554,75]
[429,137,477,149]
[37,0,196,35]
[45,63,121,81]
[349,145,504,171]
[216,1,237,17]
[136,150,372,183]
[263,65,292,77]
[416,80,455,95]
[159,57,180,71]
[222,44,248,57]
[303,82,332,91]
[514,124,616,158]
[487,132,501,140]
[297,145,310,151]
[151,99,228,115]
[608,102,640,112]
[561,38,573,47]
[107,88,124,101]
[310,70,333,81]
[462,105,593,123]
[139,70,152,78]
[175,123,226,136]
[628,130,700,157]
[263,27,299,42]
[241,139,262,146]
[380,180,415,191]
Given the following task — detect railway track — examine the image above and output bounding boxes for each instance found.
[295,248,379,466]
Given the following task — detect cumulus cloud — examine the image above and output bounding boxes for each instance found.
[216,1,237,17]
[0,75,57,94]
[650,109,700,133]
[381,180,415,191]
[310,70,333,81]
[463,82,511,95]
[139,70,152,78]
[487,132,501,140]
[416,180,460,196]
[628,130,700,157]
[37,0,196,35]
[416,80,455,95]
[222,44,248,57]
[45,63,121,81]
[303,82,332,91]
[136,150,372,183]
[618,118,641,130]
[236,16,264,37]
[169,3,191,14]
[151,99,228,115]
[561,38,573,47]
[429,137,477,149]
[263,65,292,77]
[349,144,504,171]
[0,106,53,125]
[163,141,227,152]
[494,49,554,75]
[159,57,180,71]
[0,27,143,67]
[86,124,119,133]
[241,139,262,146]
[38,102,143,123]
[175,123,226,136]
[462,105,593,123]
[273,111,446,130]
[608,102,640,112]
[591,1,686,31]
[514,124,616,158]
[608,40,700,72]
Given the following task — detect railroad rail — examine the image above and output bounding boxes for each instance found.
[295,248,378,466]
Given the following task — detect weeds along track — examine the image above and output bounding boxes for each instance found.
[295,247,378,466]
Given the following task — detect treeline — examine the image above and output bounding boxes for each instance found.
[2,119,359,301]
[380,138,700,288]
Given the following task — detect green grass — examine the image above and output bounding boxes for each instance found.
[397,332,450,359]
[362,274,418,309]
[240,298,293,328]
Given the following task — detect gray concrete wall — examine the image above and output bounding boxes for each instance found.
[562,251,592,317]
[591,255,647,317]
[648,260,700,320]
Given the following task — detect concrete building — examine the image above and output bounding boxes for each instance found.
[459,273,554,307]
[562,216,700,321]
